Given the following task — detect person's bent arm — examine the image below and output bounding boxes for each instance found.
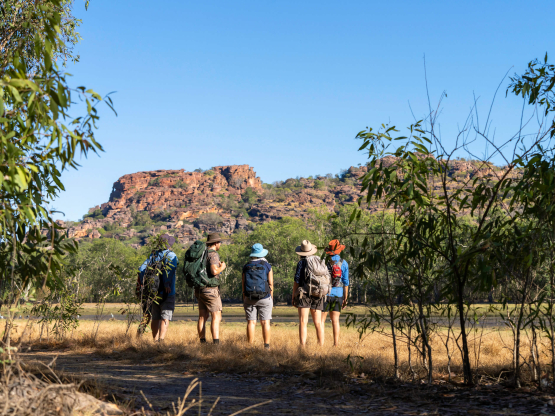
[242,272,245,298]
[268,270,274,299]
[292,282,299,307]
[210,262,226,276]
[342,261,350,307]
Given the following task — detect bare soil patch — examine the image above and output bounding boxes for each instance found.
[21,350,555,415]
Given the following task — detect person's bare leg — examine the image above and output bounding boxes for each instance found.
[151,319,160,340]
[158,319,169,341]
[298,307,310,346]
[310,309,324,346]
[197,310,209,339]
[211,311,221,341]
[247,320,256,343]
[321,310,328,340]
[330,311,341,346]
[261,320,271,345]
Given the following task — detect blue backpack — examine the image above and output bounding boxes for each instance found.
[244,261,270,300]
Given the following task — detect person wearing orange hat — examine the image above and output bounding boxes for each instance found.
[322,239,349,347]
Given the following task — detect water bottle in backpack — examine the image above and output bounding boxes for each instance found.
[330,259,344,287]
[244,261,270,300]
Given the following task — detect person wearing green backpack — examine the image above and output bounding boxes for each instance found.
[195,233,226,344]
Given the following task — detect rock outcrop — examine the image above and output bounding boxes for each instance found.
[59,160,516,248]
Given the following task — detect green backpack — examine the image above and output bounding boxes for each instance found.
[183,240,220,288]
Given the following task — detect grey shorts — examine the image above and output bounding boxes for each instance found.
[151,296,175,321]
[243,296,273,321]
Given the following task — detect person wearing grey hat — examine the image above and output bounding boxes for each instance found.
[196,232,227,345]
[137,234,178,342]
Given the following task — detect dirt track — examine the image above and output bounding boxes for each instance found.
[22,350,555,415]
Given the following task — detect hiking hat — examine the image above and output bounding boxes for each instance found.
[325,239,345,255]
[160,234,176,248]
[206,232,226,244]
[295,240,317,257]
[249,243,268,258]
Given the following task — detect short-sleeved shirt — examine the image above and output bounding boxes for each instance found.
[327,255,349,297]
[207,249,221,284]
[294,257,309,285]
[243,258,272,300]
[138,249,178,296]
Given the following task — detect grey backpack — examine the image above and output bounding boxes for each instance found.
[302,255,331,299]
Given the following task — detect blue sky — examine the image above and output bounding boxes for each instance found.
[53,0,555,221]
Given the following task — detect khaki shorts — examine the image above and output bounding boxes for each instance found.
[195,287,222,312]
[294,293,325,311]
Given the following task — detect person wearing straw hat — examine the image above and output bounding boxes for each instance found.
[321,239,349,347]
[196,232,227,345]
[242,243,274,349]
[292,239,326,346]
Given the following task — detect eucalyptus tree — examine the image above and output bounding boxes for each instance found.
[352,62,555,384]
[0,0,113,343]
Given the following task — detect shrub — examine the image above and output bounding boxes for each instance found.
[133,211,152,227]
[83,209,104,220]
[175,180,188,189]
[314,180,325,190]
[242,187,259,205]
[204,170,215,176]
[196,212,223,226]
[149,178,160,186]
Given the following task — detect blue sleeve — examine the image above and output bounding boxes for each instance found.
[341,260,349,286]
[138,257,150,284]
[164,252,178,289]
[294,260,303,284]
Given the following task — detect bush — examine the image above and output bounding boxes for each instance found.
[132,191,145,201]
[175,180,188,189]
[83,209,104,220]
[103,223,120,232]
[314,180,325,190]
[204,170,215,176]
[133,211,152,227]
[196,212,223,226]
[149,178,160,186]
[242,187,259,205]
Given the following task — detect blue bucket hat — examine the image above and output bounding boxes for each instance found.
[250,243,268,258]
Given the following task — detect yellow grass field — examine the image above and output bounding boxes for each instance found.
[9,317,544,384]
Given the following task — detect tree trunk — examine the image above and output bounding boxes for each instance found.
[456,281,473,385]
[514,273,531,388]
[389,306,399,379]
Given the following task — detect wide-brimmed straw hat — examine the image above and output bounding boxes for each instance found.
[250,243,268,258]
[295,239,317,257]
[206,232,226,244]
[325,239,345,255]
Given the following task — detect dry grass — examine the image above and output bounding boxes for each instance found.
[12,319,546,385]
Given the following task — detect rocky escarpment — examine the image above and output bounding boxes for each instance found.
[57,160,517,248]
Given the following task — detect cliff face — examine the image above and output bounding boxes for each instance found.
[103,164,262,218]
[58,160,517,248]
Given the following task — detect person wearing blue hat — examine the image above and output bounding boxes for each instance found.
[242,243,274,349]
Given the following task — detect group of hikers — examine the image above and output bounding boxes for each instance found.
[136,232,349,349]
